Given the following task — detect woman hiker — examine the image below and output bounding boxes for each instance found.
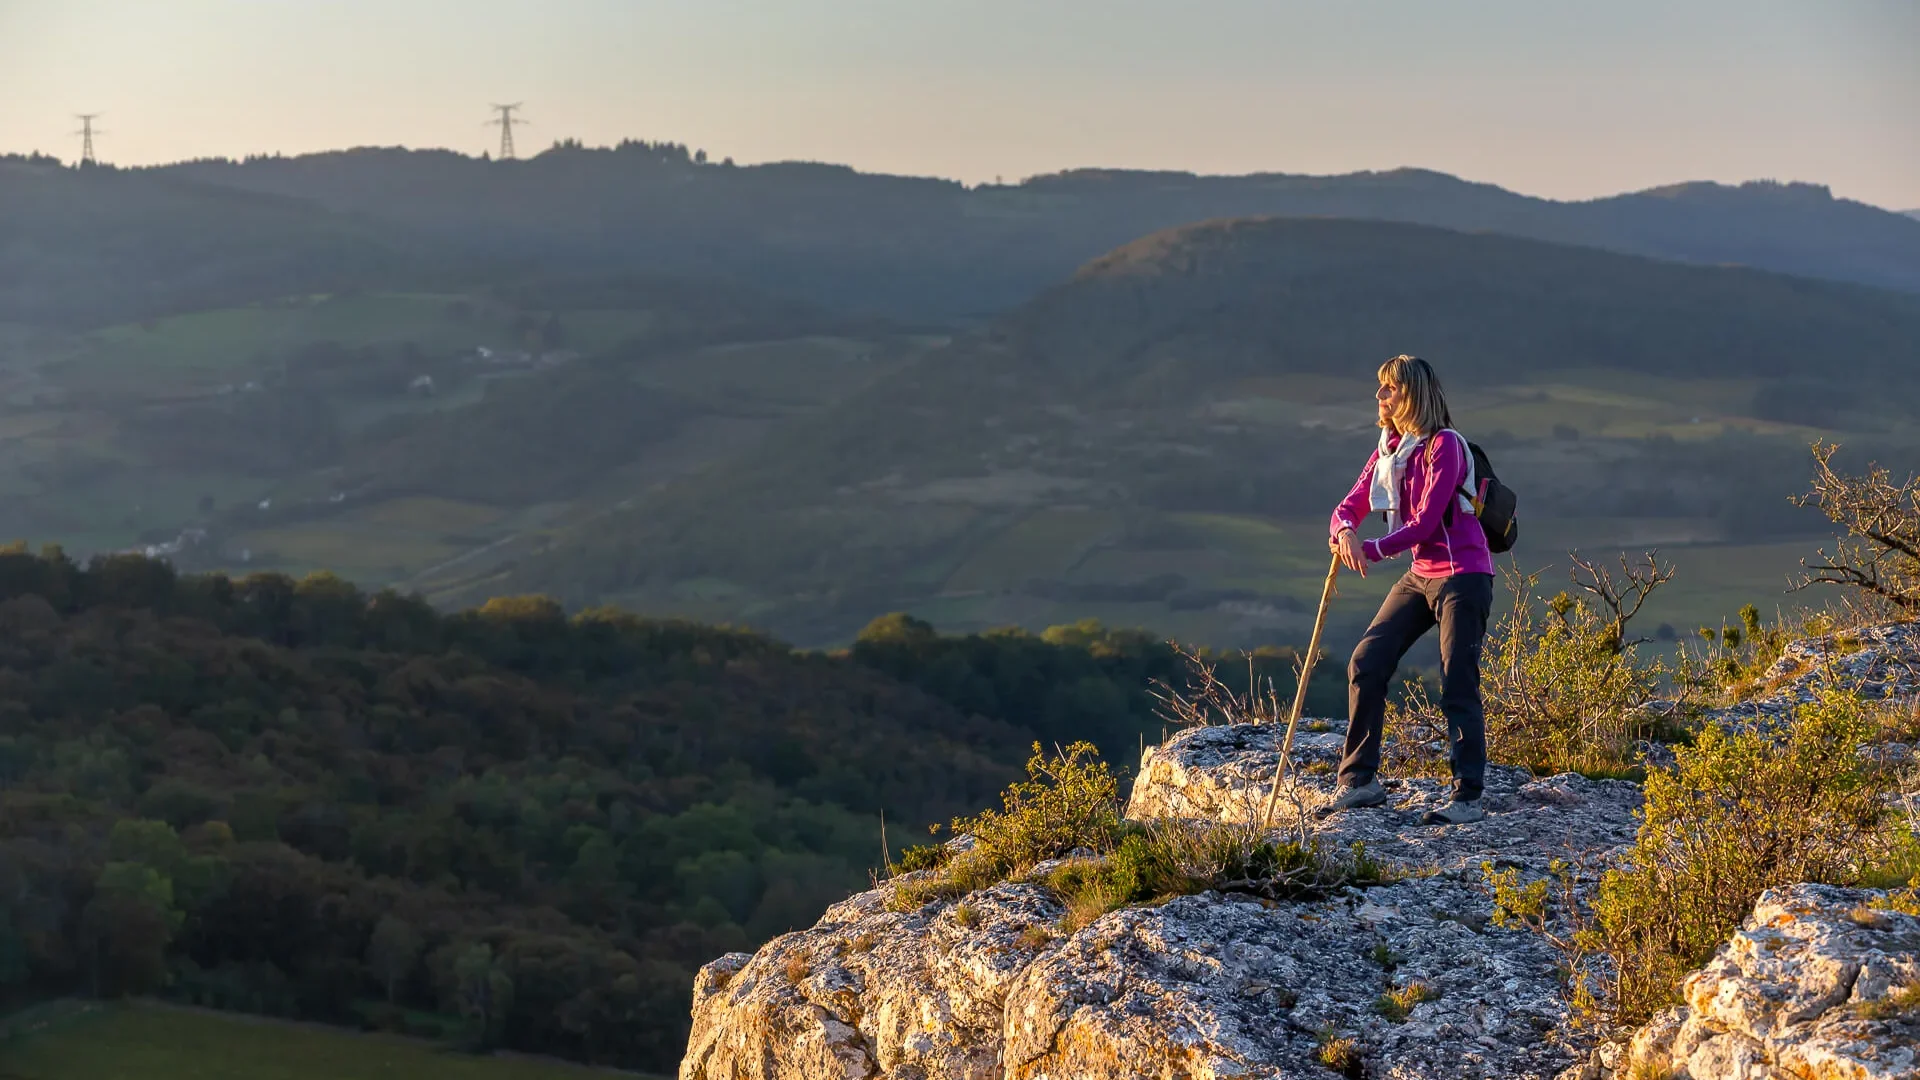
[1319,354,1494,826]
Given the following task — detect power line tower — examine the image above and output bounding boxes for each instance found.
[74,113,103,167]
[486,103,527,160]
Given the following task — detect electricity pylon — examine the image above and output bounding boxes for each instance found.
[74,113,103,166]
[486,103,526,160]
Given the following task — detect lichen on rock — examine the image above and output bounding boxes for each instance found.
[682,619,1920,1079]
[1577,884,1920,1080]
[682,721,1641,1079]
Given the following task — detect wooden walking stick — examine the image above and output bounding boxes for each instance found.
[1259,551,1341,831]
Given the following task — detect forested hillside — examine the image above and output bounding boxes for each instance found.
[9,146,1919,333]
[159,147,1920,315]
[0,156,428,329]
[494,217,1920,649]
[0,548,1338,1072]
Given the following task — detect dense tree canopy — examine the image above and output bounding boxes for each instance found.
[0,548,1336,1070]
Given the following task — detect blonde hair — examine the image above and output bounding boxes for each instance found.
[1376,354,1453,436]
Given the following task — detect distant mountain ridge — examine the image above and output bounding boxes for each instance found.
[140,147,1920,319]
[9,145,1918,328]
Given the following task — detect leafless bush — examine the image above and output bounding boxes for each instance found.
[1148,645,1320,843]
[1794,441,1920,612]
[1382,676,1450,779]
[1149,644,1287,728]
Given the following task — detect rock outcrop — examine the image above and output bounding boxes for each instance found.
[1568,884,1920,1080]
[681,726,1639,1080]
[681,620,1920,1080]
[1124,726,1644,876]
[1701,621,1920,733]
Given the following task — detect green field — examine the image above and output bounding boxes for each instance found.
[63,295,471,392]
[0,284,935,592]
[0,1001,662,1080]
[0,266,1899,658]
[49,292,663,398]
[228,522,467,582]
[634,335,902,408]
[943,506,1121,591]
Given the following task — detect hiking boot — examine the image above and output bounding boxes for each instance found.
[1420,798,1485,826]
[1313,780,1387,818]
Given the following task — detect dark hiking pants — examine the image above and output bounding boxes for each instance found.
[1339,570,1494,801]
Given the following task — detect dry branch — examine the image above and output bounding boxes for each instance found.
[1793,441,1920,611]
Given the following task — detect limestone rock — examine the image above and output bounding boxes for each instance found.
[683,860,1595,1079]
[681,878,1063,1079]
[1608,884,1920,1080]
[682,721,1647,1080]
[1700,620,1920,733]
[1126,724,1645,878]
[681,644,1920,1080]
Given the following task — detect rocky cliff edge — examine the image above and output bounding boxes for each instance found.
[680,623,1920,1080]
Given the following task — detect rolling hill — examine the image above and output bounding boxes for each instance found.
[9,147,1911,330]
[176,149,1920,315]
[487,216,1920,650]
[0,260,912,585]
[9,148,1920,653]
[0,156,429,329]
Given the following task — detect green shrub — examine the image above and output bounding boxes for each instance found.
[888,742,1396,924]
[1795,441,1920,612]
[1574,690,1894,1026]
[888,741,1122,911]
[887,847,1006,911]
[893,843,950,874]
[1044,858,1128,932]
[1367,943,1401,971]
[1480,557,1679,777]
[1869,886,1920,917]
[1860,825,1920,891]
[1693,604,1791,700]
[955,741,1122,875]
[1483,862,1550,932]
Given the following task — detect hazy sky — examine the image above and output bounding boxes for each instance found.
[3,0,1915,209]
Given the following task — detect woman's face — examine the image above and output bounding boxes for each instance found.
[1376,379,1406,430]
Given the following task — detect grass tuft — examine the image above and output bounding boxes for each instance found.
[1016,924,1053,950]
[1367,942,1401,972]
[1854,983,1920,1021]
[1314,1028,1366,1078]
[1373,980,1438,1022]
[782,953,810,984]
[1041,822,1390,932]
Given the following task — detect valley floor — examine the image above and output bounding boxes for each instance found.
[0,1000,664,1080]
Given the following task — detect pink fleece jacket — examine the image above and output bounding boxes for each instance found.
[1330,430,1495,577]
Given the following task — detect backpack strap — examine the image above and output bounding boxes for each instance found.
[1441,430,1474,526]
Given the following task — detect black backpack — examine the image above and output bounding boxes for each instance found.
[1445,436,1518,554]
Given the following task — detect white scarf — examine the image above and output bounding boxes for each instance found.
[1370,428,1475,533]
[1370,428,1425,532]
